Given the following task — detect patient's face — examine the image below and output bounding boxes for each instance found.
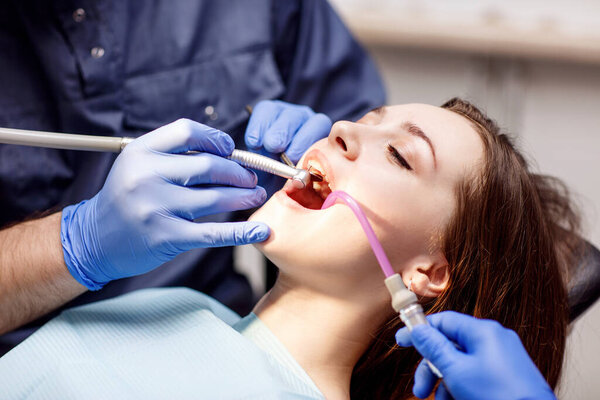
[250,104,483,288]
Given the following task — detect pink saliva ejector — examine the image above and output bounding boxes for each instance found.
[321,190,443,379]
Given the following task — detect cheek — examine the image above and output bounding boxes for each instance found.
[341,176,453,270]
[248,162,454,277]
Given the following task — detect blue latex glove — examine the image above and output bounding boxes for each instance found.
[395,311,556,400]
[244,100,332,163]
[61,119,270,291]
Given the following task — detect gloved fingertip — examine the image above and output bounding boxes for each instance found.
[413,378,433,399]
[257,186,267,201]
[313,112,333,129]
[215,130,235,155]
[248,170,258,186]
[283,148,304,164]
[412,359,437,399]
[246,186,267,207]
[248,223,270,243]
[263,133,287,153]
[395,328,412,346]
[413,385,429,400]
[245,132,260,149]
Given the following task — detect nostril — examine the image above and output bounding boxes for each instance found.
[336,136,347,152]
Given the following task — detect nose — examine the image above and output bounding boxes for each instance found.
[328,121,360,160]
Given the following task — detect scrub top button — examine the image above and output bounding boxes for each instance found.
[91,47,105,59]
[205,105,218,121]
[73,8,86,22]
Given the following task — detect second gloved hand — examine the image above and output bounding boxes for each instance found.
[244,100,332,195]
[245,100,332,163]
[395,311,556,400]
[61,119,270,290]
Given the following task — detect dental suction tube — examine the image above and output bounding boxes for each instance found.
[321,190,443,379]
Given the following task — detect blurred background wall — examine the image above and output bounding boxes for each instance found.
[326,1,600,398]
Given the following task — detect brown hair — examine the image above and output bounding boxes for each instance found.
[350,98,581,399]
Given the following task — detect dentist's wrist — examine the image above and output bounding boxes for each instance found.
[61,200,106,291]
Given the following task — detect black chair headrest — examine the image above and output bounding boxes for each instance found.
[569,240,600,321]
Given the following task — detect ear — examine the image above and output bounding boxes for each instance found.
[401,251,449,298]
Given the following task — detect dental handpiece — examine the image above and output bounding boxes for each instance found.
[0,127,315,188]
[228,149,310,189]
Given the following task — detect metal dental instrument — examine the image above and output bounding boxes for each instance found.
[280,152,323,183]
[228,149,311,189]
[0,126,134,152]
[279,152,295,169]
[0,127,316,189]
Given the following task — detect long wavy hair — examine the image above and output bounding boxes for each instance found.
[350,98,582,399]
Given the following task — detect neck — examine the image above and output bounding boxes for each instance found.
[253,274,388,400]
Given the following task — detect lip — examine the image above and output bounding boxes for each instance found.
[274,190,316,212]
[278,148,335,210]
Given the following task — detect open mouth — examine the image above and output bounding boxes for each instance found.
[285,153,333,210]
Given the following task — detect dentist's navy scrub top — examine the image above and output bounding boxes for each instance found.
[0,0,385,354]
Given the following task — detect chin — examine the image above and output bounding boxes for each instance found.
[247,192,304,267]
[248,149,333,263]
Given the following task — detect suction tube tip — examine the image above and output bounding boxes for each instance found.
[384,274,418,312]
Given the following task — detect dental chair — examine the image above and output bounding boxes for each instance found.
[568,240,600,321]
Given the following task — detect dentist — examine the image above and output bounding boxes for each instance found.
[0,0,385,353]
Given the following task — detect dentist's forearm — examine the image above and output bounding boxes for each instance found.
[0,212,85,335]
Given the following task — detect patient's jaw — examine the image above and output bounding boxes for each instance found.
[250,104,484,300]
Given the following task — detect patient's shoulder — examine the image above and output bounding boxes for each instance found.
[0,288,325,399]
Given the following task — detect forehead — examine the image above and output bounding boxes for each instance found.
[382,104,484,179]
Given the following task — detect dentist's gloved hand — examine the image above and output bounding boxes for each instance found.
[245,100,332,163]
[395,311,556,400]
[61,119,270,291]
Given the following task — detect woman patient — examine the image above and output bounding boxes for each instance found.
[0,99,580,399]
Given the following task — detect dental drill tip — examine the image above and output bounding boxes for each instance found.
[307,165,323,182]
[279,153,322,183]
[309,172,323,182]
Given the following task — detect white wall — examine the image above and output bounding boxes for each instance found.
[368,46,600,399]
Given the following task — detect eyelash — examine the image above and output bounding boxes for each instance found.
[387,144,413,171]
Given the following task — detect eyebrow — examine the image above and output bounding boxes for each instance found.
[401,121,437,169]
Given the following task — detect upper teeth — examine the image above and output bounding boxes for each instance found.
[313,180,332,200]
[307,164,330,199]
[308,160,325,178]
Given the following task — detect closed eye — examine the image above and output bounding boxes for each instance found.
[387,144,413,171]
